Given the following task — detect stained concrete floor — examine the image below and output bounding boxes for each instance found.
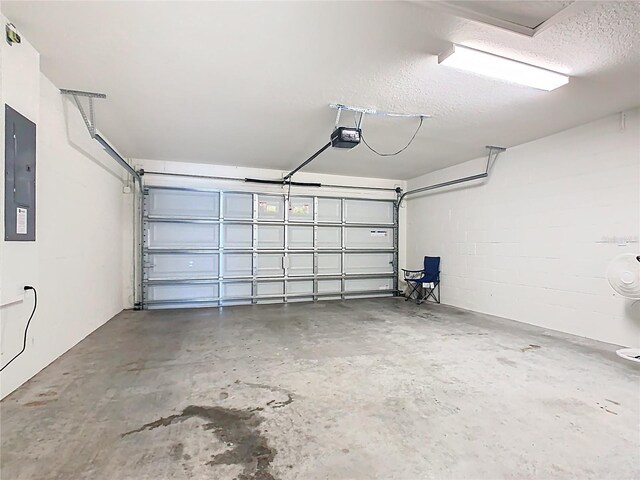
[1,299,638,480]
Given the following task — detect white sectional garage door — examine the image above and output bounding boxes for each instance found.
[142,186,398,308]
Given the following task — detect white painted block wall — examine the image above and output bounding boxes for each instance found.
[0,22,127,398]
[405,109,640,346]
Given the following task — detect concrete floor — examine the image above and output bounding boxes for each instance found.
[1,299,638,480]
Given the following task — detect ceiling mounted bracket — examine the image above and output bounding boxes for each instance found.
[60,87,139,183]
[60,89,107,138]
[330,103,431,120]
[334,108,342,128]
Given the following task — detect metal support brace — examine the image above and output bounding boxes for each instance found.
[398,145,506,206]
[60,89,106,138]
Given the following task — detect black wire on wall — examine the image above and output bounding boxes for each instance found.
[0,287,38,372]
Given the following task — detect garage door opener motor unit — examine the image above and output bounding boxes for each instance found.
[330,127,361,149]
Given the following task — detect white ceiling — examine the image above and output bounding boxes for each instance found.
[2,1,639,180]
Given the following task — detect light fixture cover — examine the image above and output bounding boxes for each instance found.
[438,44,569,91]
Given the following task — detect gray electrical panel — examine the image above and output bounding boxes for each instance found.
[4,104,36,241]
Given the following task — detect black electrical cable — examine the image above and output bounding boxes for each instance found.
[0,286,37,372]
[360,116,424,157]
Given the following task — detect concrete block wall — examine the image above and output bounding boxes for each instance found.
[405,109,640,346]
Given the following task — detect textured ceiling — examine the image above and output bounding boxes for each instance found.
[2,1,639,180]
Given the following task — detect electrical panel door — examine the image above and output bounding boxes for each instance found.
[4,105,36,241]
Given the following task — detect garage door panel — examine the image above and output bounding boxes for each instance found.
[288,225,313,249]
[257,254,284,277]
[147,302,219,310]
[257,282,283,303]
[289,254,313,276]
[258,195,284,220]
[147,222,219,249]
[317,226,341,249]
[224,193,253,219]
[223,224,252,248]
[257,225,284,249]
[345,277,393,293]
[345,227,393,249]
[147,189,220,218]
[344,199,393,224]
[289,197,313,222]
[318,253,341,275]
[147,253,219,280]
[223,253,252,277]
[317,198,341,222]
[318,279,342,300]
[147,283,219,302]
[287,280,313,302]
[345,253,393,275]
[222,282,252,305]
[287,280,313,295]
[346,292,392,299]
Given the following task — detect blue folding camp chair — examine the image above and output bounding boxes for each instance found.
[402,256,440,304]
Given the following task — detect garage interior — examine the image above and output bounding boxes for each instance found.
[0,2,639,479]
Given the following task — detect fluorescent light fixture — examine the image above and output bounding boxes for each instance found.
[438,44,569,91]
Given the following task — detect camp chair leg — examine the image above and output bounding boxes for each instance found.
[405,281,423,304]
[423,282,440,304]
[415,285,423,304]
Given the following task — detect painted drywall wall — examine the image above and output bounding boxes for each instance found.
[124,159,406,307]
[0,21,128,398]
[405,109,640,346]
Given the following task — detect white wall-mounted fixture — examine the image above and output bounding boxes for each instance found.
[438,44,569,91]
